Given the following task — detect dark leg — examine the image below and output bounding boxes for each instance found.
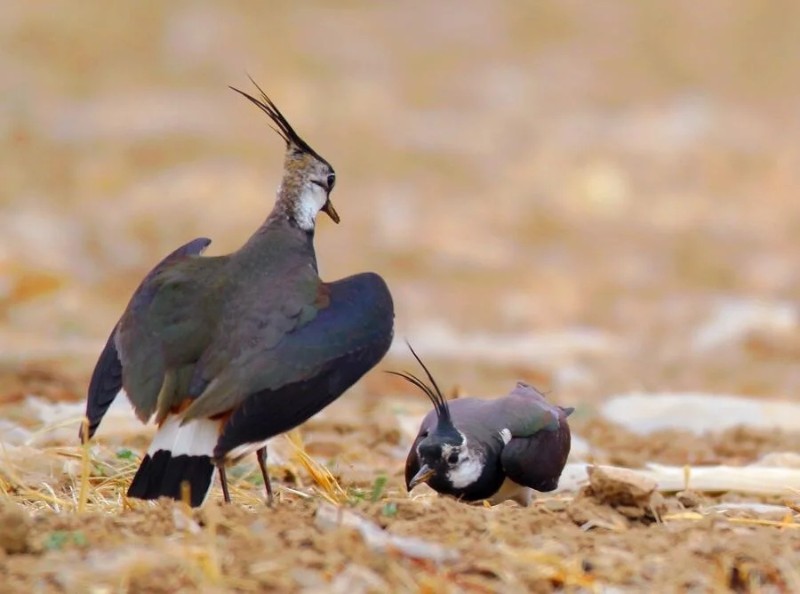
[256,447,274,506]
[218,463,231,504]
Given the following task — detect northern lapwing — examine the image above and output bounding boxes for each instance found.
[81,79,394,507]
[393,346,572,506]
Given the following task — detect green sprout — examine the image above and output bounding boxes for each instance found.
[43,531,87,551]
[370,475,388,502]
[115,448,135,460]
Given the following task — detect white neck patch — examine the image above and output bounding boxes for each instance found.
[293,183,326,231]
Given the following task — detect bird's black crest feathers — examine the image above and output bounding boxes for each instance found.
[387,342,451,422]
[229,76,325,162]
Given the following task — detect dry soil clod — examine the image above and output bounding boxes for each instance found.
[0,500,31,554]
[568,465,667,528]
[587,464,657,507]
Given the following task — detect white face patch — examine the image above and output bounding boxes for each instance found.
[440,443,458,459]
[294,182,328,231]
[446,452,483,488]
[499,428,512,445]
[444,434,484,489]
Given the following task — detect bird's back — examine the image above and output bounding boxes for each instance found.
[439,388,572,492]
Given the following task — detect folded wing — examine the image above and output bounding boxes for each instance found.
[499,382,573,492]
[114,238,227,424]
[81,237,214,440]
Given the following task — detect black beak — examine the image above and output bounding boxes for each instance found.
[322,198,340,223]
[407,464,435,490]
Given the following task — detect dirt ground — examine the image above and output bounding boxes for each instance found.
[4,2,800,592]
[2,374,800,594]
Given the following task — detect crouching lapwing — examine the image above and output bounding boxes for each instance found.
[393,346,572,506]
[81,79,394,507]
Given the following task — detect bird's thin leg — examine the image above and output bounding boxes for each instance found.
[256,446,274,506]
[218,463,231,504]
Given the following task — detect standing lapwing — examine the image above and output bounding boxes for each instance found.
[81,80,394,507]
[392,345,572,506]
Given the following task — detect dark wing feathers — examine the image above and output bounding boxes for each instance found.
[186,271,393,427]
[115,238,222,424]
[127,238,212,311]
[183,267,322,419]
[501,381,565,436]
[497,382,572,491]
[81,237,212,439]
[500,421,571,492]
[213,272,394,457]
[445,384,572,493]
[80,328,122,442]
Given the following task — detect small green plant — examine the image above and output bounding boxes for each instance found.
[370,475,388,502]
[348,488,367,504]
[245,472,265,486]
[382,502,398,517]
[116,448,135,460]
[91,462,108,477]
[43,531,87,551]
[227,465,251,480]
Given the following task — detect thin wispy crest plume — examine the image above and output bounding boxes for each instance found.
[228,75,324,160]
[387,341,451,422]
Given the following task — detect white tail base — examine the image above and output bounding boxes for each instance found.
[148,415,218,457]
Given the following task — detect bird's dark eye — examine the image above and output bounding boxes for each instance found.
[420,431,429,438]
[327,173,335,190]
[447,452,459,464]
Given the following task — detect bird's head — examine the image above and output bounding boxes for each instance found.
[231,79,339,231]
[390,344,486,496]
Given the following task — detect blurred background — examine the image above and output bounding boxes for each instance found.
[3,0,800,408]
